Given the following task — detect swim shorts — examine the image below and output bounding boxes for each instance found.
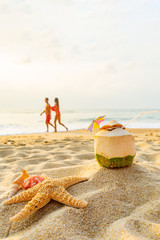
[46,114,51,123]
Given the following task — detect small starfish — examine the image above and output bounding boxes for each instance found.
[4,175,88,222]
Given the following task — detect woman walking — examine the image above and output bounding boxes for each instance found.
[51,98,68,132]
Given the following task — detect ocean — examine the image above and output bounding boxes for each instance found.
[0,109,160,135]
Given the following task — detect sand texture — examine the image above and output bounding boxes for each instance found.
[0,129,160,240]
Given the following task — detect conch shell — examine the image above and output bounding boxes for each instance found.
[8,169,29,198]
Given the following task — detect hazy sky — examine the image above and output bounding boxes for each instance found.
[0,0,160,110]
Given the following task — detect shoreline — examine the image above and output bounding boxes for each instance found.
[0,128,160,138]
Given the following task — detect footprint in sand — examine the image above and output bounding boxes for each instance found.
[29,154,47,159]
[27,150,41,154]
[4,158,18,163]
[62,138,72,142]
[150,147,160,151]
[14,160,31,169]
[43,147,55,151]
[54,154,71,160]
[16,147,31,151]
[49,151,64,156]
[58,144,66,149]
[51,141,60,145]
[145,153,160,162]
[35,140,44,143]
[41,162,64,169]
[14,152,27,158]
[76,153,95,160]
[0,150,15,158]
[68,146,82,151]
[0,164,12,170]
[136,142,150,149]
[25,158,47,165]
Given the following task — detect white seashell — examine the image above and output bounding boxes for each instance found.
[8,184,21,198]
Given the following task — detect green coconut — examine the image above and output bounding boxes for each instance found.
[94,120,136,168]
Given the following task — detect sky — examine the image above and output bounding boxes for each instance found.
[0,0,160,111]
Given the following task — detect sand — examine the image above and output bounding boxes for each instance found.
[0,129,160,240]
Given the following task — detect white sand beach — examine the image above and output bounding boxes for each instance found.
[0,129,160,240]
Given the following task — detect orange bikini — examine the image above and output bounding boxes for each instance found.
[50,105,60,117]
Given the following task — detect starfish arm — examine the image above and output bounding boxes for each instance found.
[10,193,51,222]
[60,176,88,188]
[3,184,40,205]
[51,186,88,208]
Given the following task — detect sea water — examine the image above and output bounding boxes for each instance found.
[0,109,159,135]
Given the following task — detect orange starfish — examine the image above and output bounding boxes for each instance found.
[4,175,88,222]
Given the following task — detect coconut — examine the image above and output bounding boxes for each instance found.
[94,120,136,168]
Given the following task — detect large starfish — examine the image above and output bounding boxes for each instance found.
[4,175,88,222]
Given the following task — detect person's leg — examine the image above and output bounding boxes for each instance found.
[54,116,58,132]
[46,114,54,129]
[46,122,49,132]
[49,122,55,129]
[58,115,68,131]
[46,114,51,132]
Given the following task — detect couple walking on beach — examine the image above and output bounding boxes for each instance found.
[40,97,68,132]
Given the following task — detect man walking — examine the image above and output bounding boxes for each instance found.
[40,98,54,132]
